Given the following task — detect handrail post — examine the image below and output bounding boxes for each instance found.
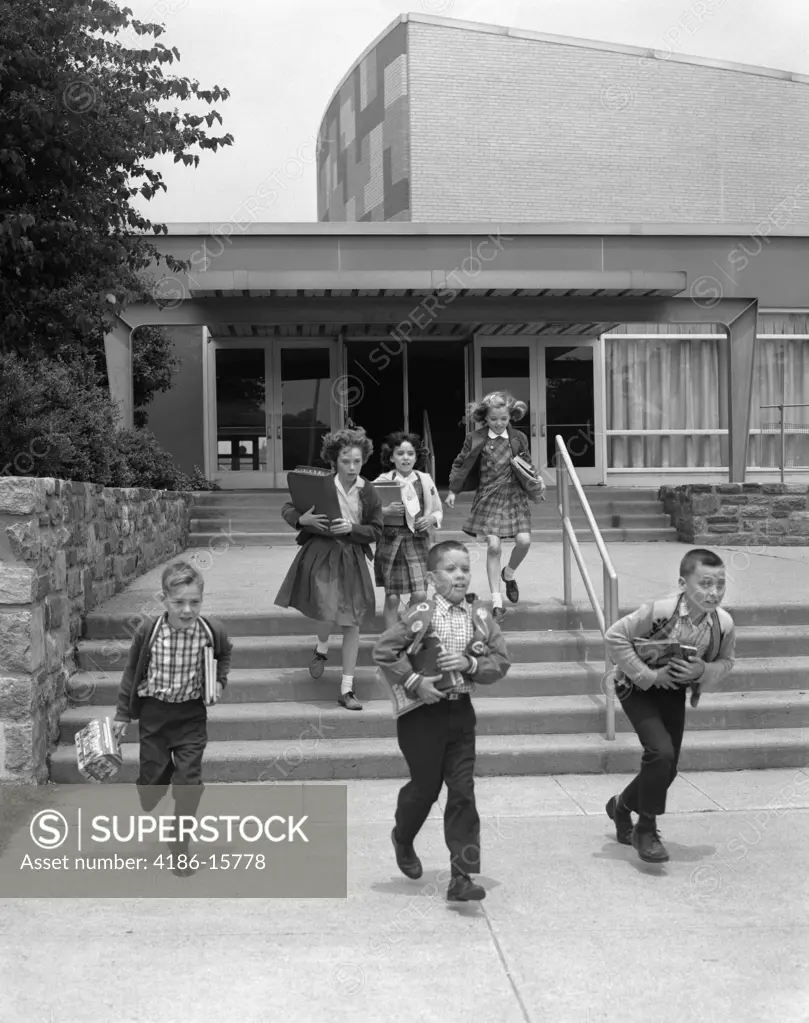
[603,563,616,741]
[558,449,572,607]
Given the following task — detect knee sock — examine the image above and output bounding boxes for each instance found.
[491,591,503,608]
[340,675,354,695]
[316,640,329,656]
[503,565,515,581]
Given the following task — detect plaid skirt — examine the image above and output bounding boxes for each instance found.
[463,479,531,539]
[274,536,375,627]
[374,525,430,594]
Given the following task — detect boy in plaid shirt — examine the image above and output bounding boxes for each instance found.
[373,540,510,901]
[113,561,232,872]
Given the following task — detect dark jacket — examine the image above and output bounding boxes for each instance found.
[281,476,383,561]
[448,425,531,495]
[114,615,233,723]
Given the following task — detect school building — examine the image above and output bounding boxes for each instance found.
[117,13,809,490]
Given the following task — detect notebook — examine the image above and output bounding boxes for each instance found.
[287,467,342,522]
[204,646,218,705]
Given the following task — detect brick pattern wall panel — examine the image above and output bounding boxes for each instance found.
[406,22,809,223]
[317,21,410,221]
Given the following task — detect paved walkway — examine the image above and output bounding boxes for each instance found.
[1,770,807,1023]
[96,541,809,618]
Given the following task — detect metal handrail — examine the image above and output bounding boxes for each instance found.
[555,436,620,741]
[759,402,809,482]
[422,410,436,481]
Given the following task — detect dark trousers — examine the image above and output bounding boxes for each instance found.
[136,697,207,821]
[619,685,687,819]
[395,695,480,876]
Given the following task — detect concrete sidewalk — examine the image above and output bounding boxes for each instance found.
[1,769,807,1023]
[94,541,809,619]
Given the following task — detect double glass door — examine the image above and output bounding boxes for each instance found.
[208,339,339,489]
[473,337,604,485]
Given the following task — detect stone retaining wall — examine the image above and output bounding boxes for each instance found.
[0,478,193,783]
[659,483,809,545]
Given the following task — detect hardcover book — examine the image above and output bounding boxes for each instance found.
[287,467,342,522]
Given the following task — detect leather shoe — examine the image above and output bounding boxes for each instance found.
[447,873,486,901]
[632,826,670,863]
[606,795,634,846]
[492,605,507,622]
[391,828,422,879]
[338,691,362,711]
[309,650,327,679]
[501,568,519,603]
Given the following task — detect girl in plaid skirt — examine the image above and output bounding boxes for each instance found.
[445,391,538,620]
[373,432,443,630]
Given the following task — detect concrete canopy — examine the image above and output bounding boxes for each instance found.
[112,222,785,482]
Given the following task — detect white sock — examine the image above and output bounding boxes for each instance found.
[316,640,329,656]
[340,675,354,694]
[503,566,515,581]
[491,592,503,608]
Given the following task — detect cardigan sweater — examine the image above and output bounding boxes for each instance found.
[448,425,530,495]
[114,614,233,722]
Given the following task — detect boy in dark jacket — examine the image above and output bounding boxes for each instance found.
[113,560,232,871]
[373,540,511,902]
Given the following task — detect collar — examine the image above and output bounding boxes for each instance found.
[434,593,469,614]
[488,428,508,439]
[335,475,364,496]
[679,594,708,626]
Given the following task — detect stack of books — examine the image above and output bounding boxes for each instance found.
[75,716,123,782]
[510,454,546,502]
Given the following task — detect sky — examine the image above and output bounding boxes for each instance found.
[120,0,809,224]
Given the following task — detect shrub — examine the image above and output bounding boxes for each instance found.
[0,351,219,490]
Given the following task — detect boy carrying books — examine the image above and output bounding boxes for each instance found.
[604,548,735,864]
[373,540,510,901]
[113,561,232,873]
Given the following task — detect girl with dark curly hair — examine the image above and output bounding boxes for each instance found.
[274,427,383,711]
[445,391,544,620]
[372,431,443,629]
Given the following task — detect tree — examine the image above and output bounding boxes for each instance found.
[0,0,233,359]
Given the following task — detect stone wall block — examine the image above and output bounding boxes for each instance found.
[0,564,37,604]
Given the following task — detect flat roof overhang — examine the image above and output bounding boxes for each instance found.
[127,270,687,338]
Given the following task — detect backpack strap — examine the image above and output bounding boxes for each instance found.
[146,614,165,650]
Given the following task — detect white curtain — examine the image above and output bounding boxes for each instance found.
[606,320,809,470]
[606,325,723,469]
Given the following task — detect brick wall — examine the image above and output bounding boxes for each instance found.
[405,21,809,222]
[659,483,809,544]
[0,478,192,783]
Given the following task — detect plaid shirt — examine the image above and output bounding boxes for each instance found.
[137,617,206,703]
[670,596,713,657]
[431,594,475,694]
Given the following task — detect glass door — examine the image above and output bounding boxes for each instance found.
[473,337,604,485]
[270,341,339,488]
[473,339,542,471]
[538,340,604,484]
[210,340,272,489]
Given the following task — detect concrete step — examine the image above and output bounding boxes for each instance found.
[75,626,809,672]
[186,527,679,547]
[190,488,664,508]
[190,513,673,532]
[65,657,809,706]
[59,692,809,746]
[80,603,809,639]
[49,726,809,782]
